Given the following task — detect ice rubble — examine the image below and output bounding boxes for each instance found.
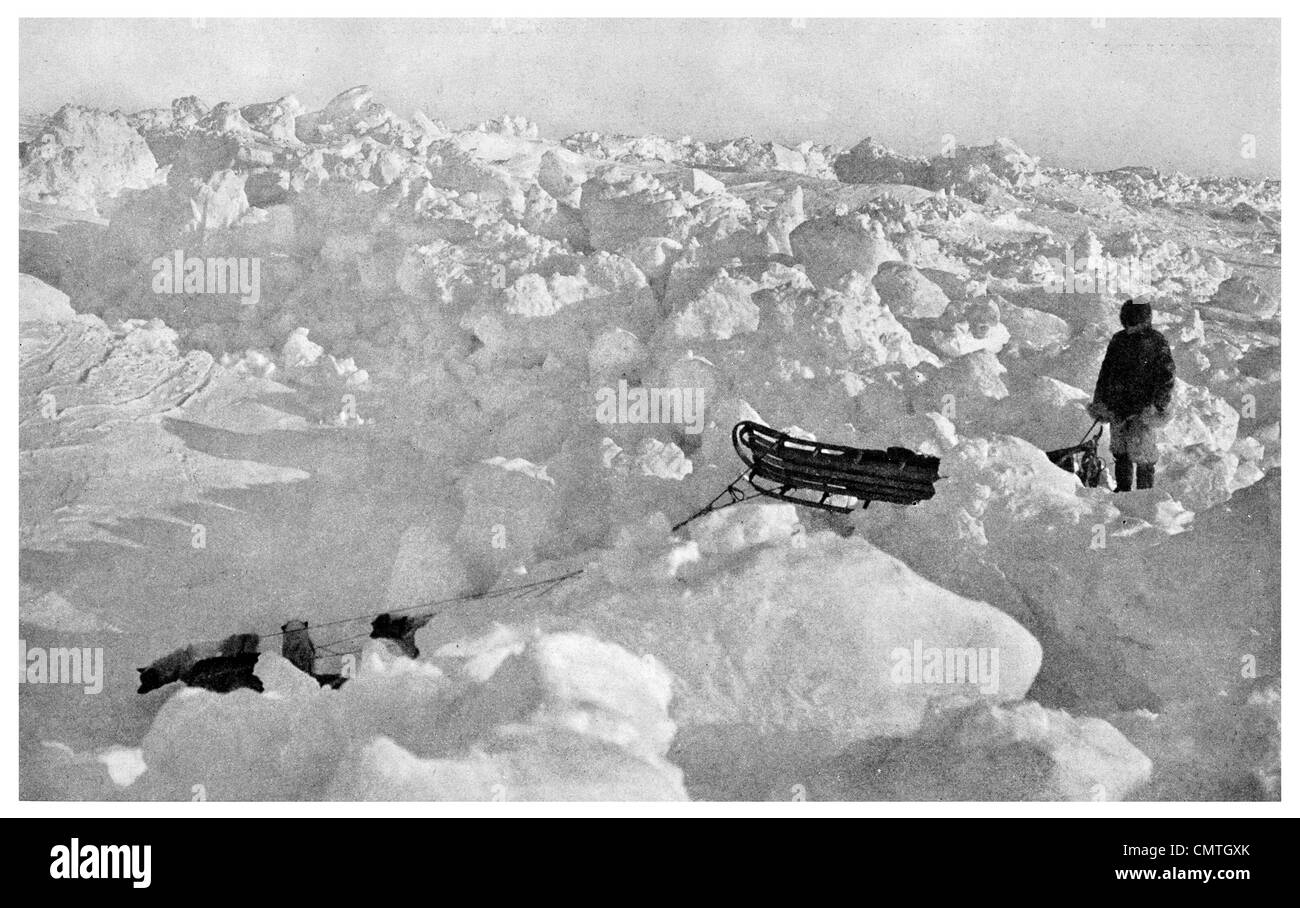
[799,700,1153,801]
[18,86,1280,800]
[19,272,77,322]
[834,135,1043,205]
[129,634,686,801]
[20,105,162,213]
[19,276,310,550]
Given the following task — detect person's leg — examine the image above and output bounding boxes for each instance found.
[1114,455,1134,491]
[1110,418,1134,492]
[1135,462,1156,490]
[1131,413,1159,491]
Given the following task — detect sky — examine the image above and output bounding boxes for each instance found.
[19,18,1281,178]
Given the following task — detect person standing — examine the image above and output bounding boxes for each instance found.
[1087,299,1176,491]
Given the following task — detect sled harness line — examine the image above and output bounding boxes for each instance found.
[670,469,758,532]
[673,421,943,532]
[158,568,586,652]
[1045,419,1107,489]
[1077,419,1102,447]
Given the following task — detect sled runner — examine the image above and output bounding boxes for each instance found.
[1046,420,1108,489]
[673,421,942,531]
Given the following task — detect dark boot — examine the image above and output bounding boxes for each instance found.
[1113,455,1134,492]
[1135,462,1156,490]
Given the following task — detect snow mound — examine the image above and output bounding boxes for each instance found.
[688,501,802,554]
[801,700,1150,801]
[20,273,78,323]
[790,213,901,286]
[21,105,161,213]
[130,633,686,800]
[20,313,308,549]
[1000,300,1071,353]
[535,528,1041,748]
[873,260,950,318]
[1211,274,1279,319]
[673,273,761,340]
[833,137,932,186]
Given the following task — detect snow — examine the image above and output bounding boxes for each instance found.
[20,105,161,213]
[799,700,1151,801]
[601,438,693,480]
[280,327,324,367]
[17,87,1280,802]
[99,748,149,787]
[124,635,686,800]
[1212,274,1279,319]
[790,212,901,286]
[688,501,801,554]
[19,272,78,322]
[873,260,951,319]
[20,588,122,634]
[672,273,761,340]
